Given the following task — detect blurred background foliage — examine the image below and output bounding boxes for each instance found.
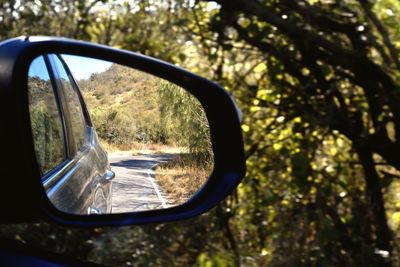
[1,0,400,266]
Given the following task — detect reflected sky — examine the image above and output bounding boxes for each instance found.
[29,56,50,80]
[61,54,112,80]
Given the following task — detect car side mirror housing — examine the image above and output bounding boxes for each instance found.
[0,36,245,226]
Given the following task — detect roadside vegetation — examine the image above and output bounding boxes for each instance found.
[28,76,65,175]
[156,153,213,205]
[154,79,214,204]
[77,64,164,149]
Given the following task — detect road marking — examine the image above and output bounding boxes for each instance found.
[147,163,168,208]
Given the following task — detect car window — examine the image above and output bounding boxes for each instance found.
[28,56,65,175]
[49,54,88,156]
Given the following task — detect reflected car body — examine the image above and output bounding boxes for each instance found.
[42,128,113,215]
[29,54,113,215]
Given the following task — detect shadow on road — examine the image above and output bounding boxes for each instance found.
[109,153,177,213]
[110,153,176,170]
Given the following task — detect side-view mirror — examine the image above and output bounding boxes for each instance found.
[0,36,245,226]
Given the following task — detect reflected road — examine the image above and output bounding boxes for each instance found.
[109,153,175,213]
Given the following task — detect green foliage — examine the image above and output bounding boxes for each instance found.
[198,251,235,267]
[28,76,64,175]
[76,62,212,155]
[188,0,400,265]
[159,81,213,165]
[29,102,64,174]
[77,63,168,145]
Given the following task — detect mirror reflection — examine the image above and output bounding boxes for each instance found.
[28,54,213,215]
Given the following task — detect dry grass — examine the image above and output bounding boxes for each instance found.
[155,155,213,205]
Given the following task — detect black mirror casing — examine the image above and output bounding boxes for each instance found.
[0,36,245,226]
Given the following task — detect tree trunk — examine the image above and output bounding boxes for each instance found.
[355,145,392,267]
[216,205,241,267]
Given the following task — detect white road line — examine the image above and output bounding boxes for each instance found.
[147,163,168,208]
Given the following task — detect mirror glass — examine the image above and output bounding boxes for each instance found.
[28,54,213,215]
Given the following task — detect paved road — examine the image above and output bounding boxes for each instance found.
[108,153,175,213]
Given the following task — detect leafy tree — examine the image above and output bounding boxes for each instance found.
[159,81,213,164]
[190,0,400,265]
